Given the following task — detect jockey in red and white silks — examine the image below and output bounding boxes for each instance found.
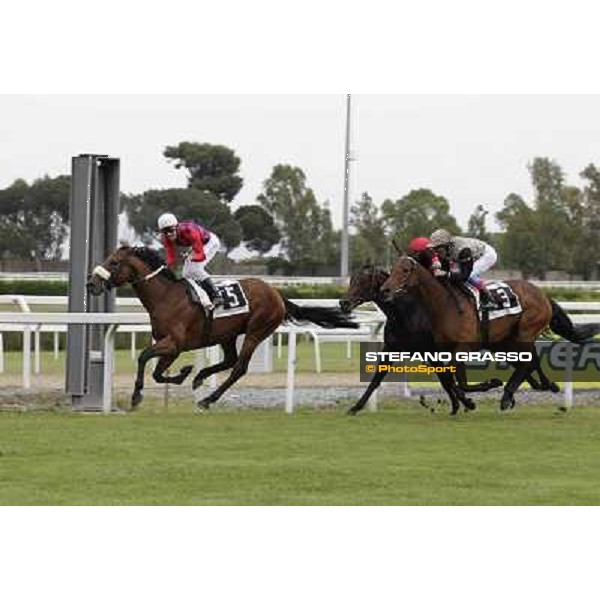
[157,213,223,308]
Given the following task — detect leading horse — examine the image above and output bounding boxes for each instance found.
[87,245,358,409]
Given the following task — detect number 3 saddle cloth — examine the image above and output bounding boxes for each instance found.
[465,281,523,321]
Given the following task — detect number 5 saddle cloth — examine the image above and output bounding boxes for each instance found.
[184,278,250,318]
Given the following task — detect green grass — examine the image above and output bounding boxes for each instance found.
[1,401,600,505]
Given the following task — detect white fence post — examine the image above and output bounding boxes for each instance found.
[34,326,41,374]
[564,343,573,410]
[102,325,116,413]
[285,329,297,414]
[53,331,60,359]
[23,327,31,389]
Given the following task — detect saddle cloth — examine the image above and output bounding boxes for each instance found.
[465,281,523,321]
[184,279,250,318]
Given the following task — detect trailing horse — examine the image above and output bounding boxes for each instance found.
[380,256,600,410]
[87,245,358,410]
[339,264,501,415]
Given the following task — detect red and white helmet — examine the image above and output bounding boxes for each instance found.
[408,237,432,253]
[157,213,178,231]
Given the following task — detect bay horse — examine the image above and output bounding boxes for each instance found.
[339,264,502,415]
[380,256,600,410]
[86,245,358,410]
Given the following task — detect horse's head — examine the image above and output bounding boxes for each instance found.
[380,255,420,303]
[86,245,166,296]
[339,264,389,313]
[86,246,137,296]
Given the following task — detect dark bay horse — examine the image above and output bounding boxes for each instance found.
[87,245,358,409]
[339,265,501,415]
[380,256,600,410]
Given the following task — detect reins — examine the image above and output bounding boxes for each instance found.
[130,264,167,286]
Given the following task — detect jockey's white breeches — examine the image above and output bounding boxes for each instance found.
[471,246,497,280]
[182,235,222,281]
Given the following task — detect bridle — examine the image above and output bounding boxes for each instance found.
[389,256,418,296]
[92,254,167,289]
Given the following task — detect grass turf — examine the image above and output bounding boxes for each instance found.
[2,400,600,505]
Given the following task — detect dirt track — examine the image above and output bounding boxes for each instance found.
[1,370,599,410]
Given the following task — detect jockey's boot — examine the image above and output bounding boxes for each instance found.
[477,285,496,310]
[469,277,496,310]
[199,277,224,308]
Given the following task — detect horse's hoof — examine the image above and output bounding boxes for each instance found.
[549,382,560,393]
[500,398,512,411]
[196,399,211,410]
[192,378,203,391]
[131,392,143,408]
[464,400,477,411]
[347,407,358,416]
[179,365,193,380]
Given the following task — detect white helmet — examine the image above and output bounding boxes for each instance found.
[157,213,178,231]
[430,229,452,247]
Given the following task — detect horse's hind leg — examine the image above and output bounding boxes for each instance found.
[500,360,536,411]
[192,338,238,390]
[196,334,261,409]
[530,351,559,392]
[348,369,389,415]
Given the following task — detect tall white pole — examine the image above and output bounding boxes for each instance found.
[341,94,352,278]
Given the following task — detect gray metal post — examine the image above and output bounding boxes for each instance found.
[340,94,352,279]
[66,155,120,411]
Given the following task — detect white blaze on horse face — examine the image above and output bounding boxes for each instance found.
[93,265,111,281]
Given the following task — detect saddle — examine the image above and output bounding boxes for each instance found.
[453,280,522,345]
[184,279,250,318]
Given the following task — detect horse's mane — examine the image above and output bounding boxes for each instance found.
[360,264,389,278]
[128,246,178,282]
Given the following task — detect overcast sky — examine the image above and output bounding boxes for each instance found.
[2,94,600,232]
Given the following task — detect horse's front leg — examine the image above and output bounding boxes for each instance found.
[436,370,464,414]
[454,362,502,393]
[153,355,193,385]
[132,336,179,408]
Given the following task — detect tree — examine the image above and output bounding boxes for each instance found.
[258,165,338,274]
[350,192,387,265]
[578,164,600,278]
[528,157,572,273]
[495,193,543,278]
[467,204,492,243]
[0,175,70,266]
[233,205,281,254]
[381,188,461,251]
[163,142,243,201]
[123,188,242,251]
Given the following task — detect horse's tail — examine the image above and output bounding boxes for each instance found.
[549,299,600,344]
[281,295,359,329]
